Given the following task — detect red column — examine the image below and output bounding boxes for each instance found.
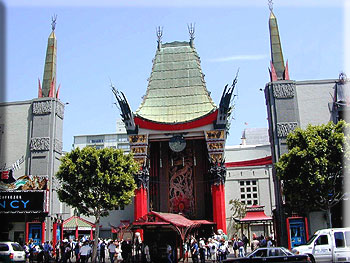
[25,222,29,243]
[90,228,93,240]
[52,222,57,252]
[41,222,45,243]
[212,184,227,233]
[75,226,79,240]
[134,186,148,240]
[134,186,148,220]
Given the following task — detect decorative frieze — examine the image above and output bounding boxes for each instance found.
[129,134,148,145]
[30,137,50,151]
[56,102,64,119]
[276,122,298,138]
[205,130,225,141]
[32,101,52,115]
[54,139,63,154]
[273,83,295,99]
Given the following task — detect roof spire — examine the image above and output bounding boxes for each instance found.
[51,14,57,31]
[268,2,289,81]
[156,26,163,51]
[188,23,195,48]
[41,15,57,97]
[268,0,273,12]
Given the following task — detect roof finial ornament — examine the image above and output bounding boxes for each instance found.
[51,14,57,31]
[268,0,273,12]
[188,23,195,47]
[156,26,163,51]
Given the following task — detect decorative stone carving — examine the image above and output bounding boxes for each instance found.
[56,102,64,119]
[32,101,52,115]
[277,122,298,138]
[30,137,50,151]
[273,83,295,99]
[134,165,149,189]
[209,160,226,186]
[54,139,63,154]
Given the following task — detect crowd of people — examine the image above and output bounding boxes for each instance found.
[21,231,275,263]
[22,237,135,263]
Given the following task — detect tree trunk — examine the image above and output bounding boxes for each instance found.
[92,214,100,263]
[326,208,332,228]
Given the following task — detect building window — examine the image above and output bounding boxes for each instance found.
[89,139,104,144]
[117,145,130,149]
[239,180,259,205]
[117,135,128,142]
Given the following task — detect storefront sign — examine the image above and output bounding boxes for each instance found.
[0,191,45,213]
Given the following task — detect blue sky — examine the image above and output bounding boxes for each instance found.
[2,0,348,151]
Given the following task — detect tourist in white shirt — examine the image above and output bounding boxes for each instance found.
[79,241,91,263]
[108,241,117,263]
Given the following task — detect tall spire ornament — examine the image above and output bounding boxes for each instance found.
[51,14,57,31]
[268,0,273,12]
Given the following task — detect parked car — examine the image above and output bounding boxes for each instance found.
[0,242,26,263]
[292,228,350,263]
[224,247,312,263]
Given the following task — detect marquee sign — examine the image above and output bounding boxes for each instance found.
[0,191,46,213]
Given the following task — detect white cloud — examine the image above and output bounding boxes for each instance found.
[208,54,268,62]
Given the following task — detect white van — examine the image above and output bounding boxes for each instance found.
[292,228,350,263]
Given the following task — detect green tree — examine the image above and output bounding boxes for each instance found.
[228,199,247,237]
[56,147,138,262]
[275,121,350,227]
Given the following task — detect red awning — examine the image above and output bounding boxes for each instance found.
[226,156,272,168]
[238,205,272,222]
[132,211,215,241]
[151,211,196,228]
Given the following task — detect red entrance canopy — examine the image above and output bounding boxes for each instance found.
[132,211,215,241]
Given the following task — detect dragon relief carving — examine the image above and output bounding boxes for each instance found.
[169,149,194,217]
[209,160,226,186]
[134,164,149,190]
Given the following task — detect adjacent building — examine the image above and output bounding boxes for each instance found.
[264,6,349,247]
[225,128,275,239]
[0,21,68,245]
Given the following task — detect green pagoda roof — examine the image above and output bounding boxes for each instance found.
[135,41,216,124]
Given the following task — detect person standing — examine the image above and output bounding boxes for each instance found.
[166,244,173,263]
[191,239,199,263]
[79,241,92,263]
[74,241,80,263]
[43,241,52,263]
[99,240,106,263]
[199,238,206,263]
[107,240,117,263]
[183,240,190,263]
[143,243,150,263]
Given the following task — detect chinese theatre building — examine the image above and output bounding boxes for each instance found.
[0,18,66,245]
[114,27,236,241]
